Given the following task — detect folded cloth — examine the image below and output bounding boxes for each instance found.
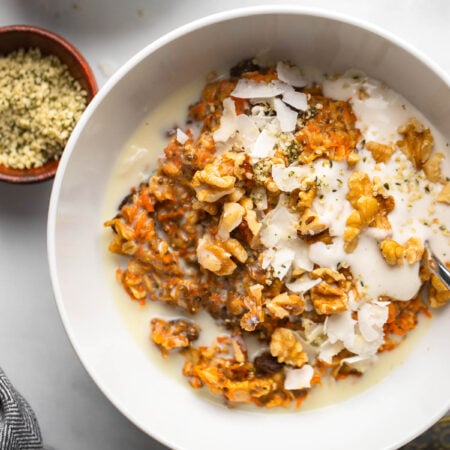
[0,368,43,449]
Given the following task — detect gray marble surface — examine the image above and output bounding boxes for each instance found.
[0,1,448,449]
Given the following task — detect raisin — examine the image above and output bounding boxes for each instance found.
[254,351,283,376]
[230,58,261,78]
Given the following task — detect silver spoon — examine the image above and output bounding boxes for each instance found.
[425,241,450,289]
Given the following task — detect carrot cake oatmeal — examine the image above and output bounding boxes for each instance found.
[105,58,450,408]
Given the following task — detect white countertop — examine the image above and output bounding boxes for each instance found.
[0,1,448,449]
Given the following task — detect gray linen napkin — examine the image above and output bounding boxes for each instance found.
[0,368,43,449]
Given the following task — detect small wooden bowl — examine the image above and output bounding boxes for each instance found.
[0,25,97,183]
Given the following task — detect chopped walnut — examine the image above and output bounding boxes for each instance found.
[295,182,317,212]
[429,273,450,307]
[239,197,262,237]
[366,141,395,163]
[192,199,218,215]
[192,161,235,189]
[265,179,281,194]
[380,237,424,266]
[196,186,235,203]
[193,366,276,403]
[217,202,245,240]
[231,334,248,363]
[380,239,407,266]
[356,196,380,225]
[346,172,373,208]
[310,268,346,284]
[423,152,445,183]
[226,187,245,203]
[121,240,138,255]
[151,318,200,357]
[222,238,248,263]
[310,282,348,315]
[270,328,308,367]
[148,175,175,201]
[343,210,362,253]
[232,151,253,181]
[191,152,240,202]
[372,194,395,230]
[105,218,135,241]
[344,171,394,253]
[266,292,305,319]
[240,284,265,331]
[437,182,450,204]
[244,209,262,237]
[183,337,277,404]
[419,251,432,282]
[343,196,380,254]
[297,208,328,236]
[397,118,434,170]
[197,235,238,276]
[347,150,360,167]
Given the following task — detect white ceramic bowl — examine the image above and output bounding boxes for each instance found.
[48,7,450,450]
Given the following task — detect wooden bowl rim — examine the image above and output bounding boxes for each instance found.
[0,24,98,184]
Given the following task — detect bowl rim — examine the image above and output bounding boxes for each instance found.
[48,5,450,449]
[0,24,97,184]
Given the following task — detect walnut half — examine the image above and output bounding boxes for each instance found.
[397,118,434,170]
[310,282,348,315]
[269,328,308,367]
[380,237,424,266]
[197,235,247,276]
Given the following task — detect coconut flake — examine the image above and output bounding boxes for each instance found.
[273,97,298,132]
[260,197,298,247]
[260,224,284,248]
[213,98,237,143]
[176,128,189,144]
[325,310,356,345]
[282,89,308,111]
[284,365,314,390]
[357,301,389,342]
[291,240,315,271]
[302,318,324,343]
[271,247,295,280]
[347,334,383,357]
[346,289,359,311]
[259,196,312,276]
[250,104,272,129]
[287,277,322,294]
[261,248,275,270]
[271,164,311,192]
[318,340,345,364]
[276,61,307,88]
[324,304,387,358]
[236,114,260,150]
[250,129,276,158]
[231,79,285,98]
[340,355,377,373]
[251,186,268,210]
